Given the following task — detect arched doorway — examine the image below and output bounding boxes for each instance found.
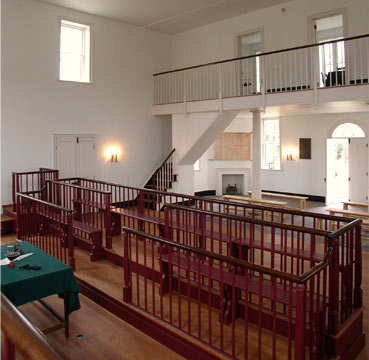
[326,123,367,205]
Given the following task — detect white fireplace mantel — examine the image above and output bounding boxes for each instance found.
[216,168,251,196]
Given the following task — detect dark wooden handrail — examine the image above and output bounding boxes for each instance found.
[165,203,330,236]
[17,192,73,213]
[57,176,358,224]
[1,293,66,360]
[154,33,369,76]
[123,227,331,284]
[47,180,111,195]
[152,148,175,176]
[328,218,362,238]
[12,169,58,176]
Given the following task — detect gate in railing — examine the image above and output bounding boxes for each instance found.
[12,168,59,211]
[154,34,369,105]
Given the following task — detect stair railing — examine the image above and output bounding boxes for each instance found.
[144,149,176,192]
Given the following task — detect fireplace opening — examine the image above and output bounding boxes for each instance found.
[222,174,244,195]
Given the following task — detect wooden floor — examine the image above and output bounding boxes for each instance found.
[1,225,368,359]
[0,234,184,360]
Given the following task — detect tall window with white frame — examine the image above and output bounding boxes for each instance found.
[262,119,281,170]
[59,20,91,83]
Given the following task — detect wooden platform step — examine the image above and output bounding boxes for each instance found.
[1,214,14,235]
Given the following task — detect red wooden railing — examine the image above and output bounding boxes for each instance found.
[144,149,176,192]
[164,204,362,334]
[122,226,335,360]
[56,177,356,234]
[45,180,112,249]
[1,293,66,360]
[16,193,75,270]
[12,168,59,211]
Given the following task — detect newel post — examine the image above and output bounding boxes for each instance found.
[12,173,16,211]
[67,213,75,271]
[123,232,132,303]
[354,224,363,308]
[295,284,306,360]
[329,238,340,335]
[105,194,112,249]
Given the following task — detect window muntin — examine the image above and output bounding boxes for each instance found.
[262,119,281,170]
[59,20,91,83]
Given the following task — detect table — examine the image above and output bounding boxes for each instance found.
[1,241,80,337]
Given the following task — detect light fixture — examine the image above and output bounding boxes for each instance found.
[105,145,120,163]
[285,146,297,161]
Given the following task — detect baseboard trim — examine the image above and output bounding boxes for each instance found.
[194,190,216,197]
[262,190,325,203]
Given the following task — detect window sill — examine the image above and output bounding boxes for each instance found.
[57,79,93,85]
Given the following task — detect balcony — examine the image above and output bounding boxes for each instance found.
[153,34,369,114]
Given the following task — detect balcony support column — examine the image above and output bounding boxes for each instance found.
[251,109,262,199]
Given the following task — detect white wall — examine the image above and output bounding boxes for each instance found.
[194,115,253,193]
[171,0,369,69]
[262,112,369,196]
[1,0,172,205]
[194,112,369,197]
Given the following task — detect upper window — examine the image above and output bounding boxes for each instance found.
[194,159,200,171]
[262,119,281,170]
[332,123,365,138]
[59,20,91,83]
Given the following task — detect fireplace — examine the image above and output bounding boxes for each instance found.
[222,174,244,195]
[216,168,250,196]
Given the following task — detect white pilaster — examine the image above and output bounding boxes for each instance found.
[251,110,262,199]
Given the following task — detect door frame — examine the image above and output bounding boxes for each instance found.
[307,8,347,44]
[326,137,349,205]
[54,133,97,178]
[234,28,264,95]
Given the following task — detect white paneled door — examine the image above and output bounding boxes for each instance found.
[55,134,96,179]
[348,138,368,202]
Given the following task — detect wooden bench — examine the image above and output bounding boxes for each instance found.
[342,201,368,210]
[36,209,102,262]
[111,207,165,236]
[327,208,369,234]
[72,220,102,262]
[248,191,309,210]
[223,195,286,221]
[160,252,326,327]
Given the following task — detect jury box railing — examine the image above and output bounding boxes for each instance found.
[153,34,369,105]
[122,225,341,360]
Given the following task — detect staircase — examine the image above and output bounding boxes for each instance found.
[144,149,177,192]
[143,149,177,210]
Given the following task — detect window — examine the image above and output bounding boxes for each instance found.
[262,119,281,170]
[59,20,91,83]
[194,159,200,171]
[332,123,365,138]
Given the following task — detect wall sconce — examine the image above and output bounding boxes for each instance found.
[285,146,297,161]
[105,145,120,163]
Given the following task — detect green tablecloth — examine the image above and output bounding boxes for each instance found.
[1,241,80,315]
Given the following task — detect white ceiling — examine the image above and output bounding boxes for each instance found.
[40,0,291,34]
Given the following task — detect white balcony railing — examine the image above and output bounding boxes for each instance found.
[153,34,369,105]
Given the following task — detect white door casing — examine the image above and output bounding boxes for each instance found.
[348,137,368,202]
